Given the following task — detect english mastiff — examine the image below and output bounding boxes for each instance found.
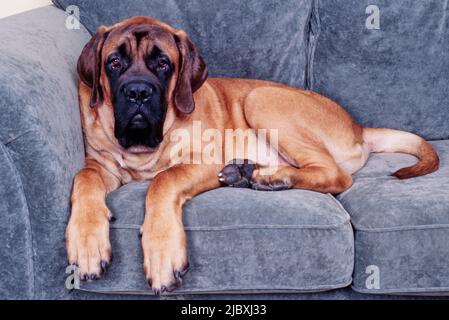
[66,16,439,294]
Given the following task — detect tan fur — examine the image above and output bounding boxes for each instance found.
[363,128,439,179]
[66,16,439,292]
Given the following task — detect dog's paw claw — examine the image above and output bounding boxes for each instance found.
[100,260,110,272]
[153,288,161,296]
[142,222,188,295]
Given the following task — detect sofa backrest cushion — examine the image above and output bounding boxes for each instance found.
[311,0,449,140]
[52,0,313,88]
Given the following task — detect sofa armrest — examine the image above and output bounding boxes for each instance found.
[0,6,91,299]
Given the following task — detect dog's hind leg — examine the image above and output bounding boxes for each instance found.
[218,86,356,194]
[251,159,353,194]
[219,151,353,194]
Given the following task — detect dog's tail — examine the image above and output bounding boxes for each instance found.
[363,127,439,179]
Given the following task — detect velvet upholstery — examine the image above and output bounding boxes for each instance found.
[1,2,449,299]
[71,286,447,300]
[76,141,449,297]
[0,144,34,299]
[311,0,449,140]
[78,186,354,295]
[0,6,90,299]
[52,0,313,88]
[338,141,449,294]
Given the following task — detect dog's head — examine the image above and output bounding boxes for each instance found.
[77,17,208,153]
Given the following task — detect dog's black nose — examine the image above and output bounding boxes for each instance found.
[124,82,153,104]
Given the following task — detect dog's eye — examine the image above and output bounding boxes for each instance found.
[157,58,169,72]
[110,58,122,69]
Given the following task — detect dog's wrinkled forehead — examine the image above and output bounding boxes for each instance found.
[102,23,179,62]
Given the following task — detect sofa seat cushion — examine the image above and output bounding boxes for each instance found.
[337,140,449,294]
[79,185,354,295]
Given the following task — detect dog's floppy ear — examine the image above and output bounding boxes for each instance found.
[173,31,208,114]
[77,26,109,108]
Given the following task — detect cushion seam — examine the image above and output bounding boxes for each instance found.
[352,223,449,233]
[110,220,352,231]
[305,0,321,89]
[343,175,449,186]
[325,192,352,221]
[303,0,313,88]
[351,285,449,295]
[77,278,353,296]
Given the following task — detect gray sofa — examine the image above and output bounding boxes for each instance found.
[0,0,448,299]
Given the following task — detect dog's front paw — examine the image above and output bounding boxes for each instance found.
[141,220,189,295]
[65,203,112,281]
[218,159,256,187]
